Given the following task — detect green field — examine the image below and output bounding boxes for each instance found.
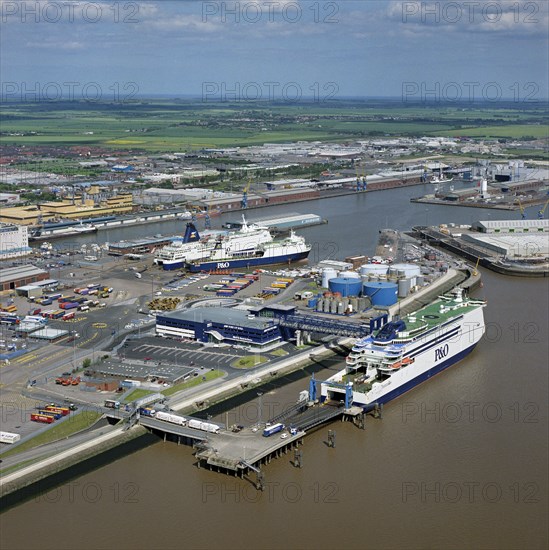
[2,99,547,152]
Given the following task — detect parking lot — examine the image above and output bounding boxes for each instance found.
[122,337,244,370]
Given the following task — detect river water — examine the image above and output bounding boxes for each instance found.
[2,185,547,549]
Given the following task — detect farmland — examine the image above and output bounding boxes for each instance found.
[1,99,548,152]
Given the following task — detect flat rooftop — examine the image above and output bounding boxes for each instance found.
[0,265,48,284]
[159,307,276,329]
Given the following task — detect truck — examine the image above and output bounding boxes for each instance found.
[104,400,120,409]
[62,311,75,321]
[0,314,19,325]
[0,431,21,444]
[79,305,89,312]
[263,423,285,437]
[138,407,156,417]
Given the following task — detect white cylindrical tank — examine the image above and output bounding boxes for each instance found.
[322,268,338,288]
[338,271,360,279]
[391,263,421,279]
[359,264,388,276]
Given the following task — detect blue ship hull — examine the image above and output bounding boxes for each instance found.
[330,343,478,412]
[187,251,310,272]
[161,261,186,270]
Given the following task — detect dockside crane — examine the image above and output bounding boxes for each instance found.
[537,198,549,219]
[241,178,252,209]
[517,198,527,220]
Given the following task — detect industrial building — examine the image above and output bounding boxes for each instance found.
[0,265,49,292]
[156,307,283,350]
[471,219,549,234]
[0,223,31,259]
[0,193,134,225]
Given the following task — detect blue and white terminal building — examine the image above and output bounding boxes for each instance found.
[155,307,283,351]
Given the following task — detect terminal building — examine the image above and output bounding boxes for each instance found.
[155,307,283,350]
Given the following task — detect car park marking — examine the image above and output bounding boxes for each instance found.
[92,322,108,328]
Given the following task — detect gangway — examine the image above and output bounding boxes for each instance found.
[278,314,371,338]
[289,403,345,431]
[267,400,307,425]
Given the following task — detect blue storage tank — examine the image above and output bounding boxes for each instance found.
[362,281,398,306]
[328,277,362,297]
[308,297,318,308]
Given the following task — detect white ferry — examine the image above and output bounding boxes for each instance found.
[320,289,486,409]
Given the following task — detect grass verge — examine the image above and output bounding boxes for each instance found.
[0,411,103,459]
[161,370,224,397]
[123,388,154,403]
[231,355,269,369]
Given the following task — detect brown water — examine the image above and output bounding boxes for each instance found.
[2,191,548,550]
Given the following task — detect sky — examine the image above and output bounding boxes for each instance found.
[1,0,548,101]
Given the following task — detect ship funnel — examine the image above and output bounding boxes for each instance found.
[183,222,200,243]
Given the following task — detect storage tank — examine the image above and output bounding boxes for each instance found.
[350,297,359,311]
[328,277,363,297]
[330,300,338,314]
[308,297,318,309]
[338,271,360,279]
[398,278,411,298]
[316,298,324,312]
[362,281,398,307]
[416,275,425,287]
[391,263,421,279]
[321,268,338,288]
[337,302,345,315]
[359,264,388,276]
[323,298,331,313]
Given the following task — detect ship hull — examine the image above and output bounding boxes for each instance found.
[30,227,98,241]
[156,259,186,270]
[187,250,310,272]
[358,342,477,410]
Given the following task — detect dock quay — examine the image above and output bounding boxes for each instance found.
[413,223,549,278]
[137,399,371,486]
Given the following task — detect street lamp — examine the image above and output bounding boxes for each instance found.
[257,391,263,426]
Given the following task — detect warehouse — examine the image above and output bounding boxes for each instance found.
[156,307,282,350]
[471,219,549,234]
[0,265,49,292]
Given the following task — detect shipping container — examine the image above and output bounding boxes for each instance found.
[31,413,55,424]
[60,302,78,310]
[156,411,186,425]
[62,311,75,321]
[44,406,70,416]
[188,418,202,430]
[37,409,62,420]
